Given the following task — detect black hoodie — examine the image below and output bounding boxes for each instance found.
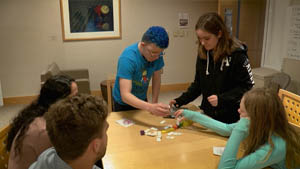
[175,45,254,123]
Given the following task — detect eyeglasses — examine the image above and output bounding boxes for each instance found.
[144,46,165,57]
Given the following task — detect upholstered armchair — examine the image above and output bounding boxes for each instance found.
[41,62,91,94]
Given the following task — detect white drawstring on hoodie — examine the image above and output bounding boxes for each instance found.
[206,50,230,76]
[206,51,210,75]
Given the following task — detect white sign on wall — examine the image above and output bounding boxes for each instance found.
[178,13,189,29]
[286,5,300,60]
[0,81,3,106]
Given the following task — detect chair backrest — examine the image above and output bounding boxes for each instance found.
[101,74,116,113]
[41,62,61,83]
[269,72,291,90]
[106,79,115,113]
[278,89,300,130]
[0,124,11,169]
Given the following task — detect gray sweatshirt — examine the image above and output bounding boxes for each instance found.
[29,147,100,169]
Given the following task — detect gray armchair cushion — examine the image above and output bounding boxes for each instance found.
[41,63,61,82]
[41,62,91,94]
[282,58,300,94]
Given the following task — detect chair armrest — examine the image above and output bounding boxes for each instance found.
[41,71,52,83]
[61,69,89,79]
[62,69,91,94]
[76,80,91,94]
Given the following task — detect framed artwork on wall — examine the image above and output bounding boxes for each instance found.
[60,0,121,41]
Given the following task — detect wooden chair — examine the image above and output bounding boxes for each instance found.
[106,78,115,113]
[278,89,300,133]
[0,124,11,169]
[100,74,115,113]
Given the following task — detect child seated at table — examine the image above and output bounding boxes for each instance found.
[175,87,300,169]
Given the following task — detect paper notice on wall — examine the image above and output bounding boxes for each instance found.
[178,13,189,29]
[286,6,300,60]
[0,81,3,106]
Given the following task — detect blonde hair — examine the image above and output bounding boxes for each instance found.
[195,12,242,62]
[243,88,300,168]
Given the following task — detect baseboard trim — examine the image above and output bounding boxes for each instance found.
[3,83,190,105]
[151,82,190,93]
[91,90,101,97]
[3,96,38,105]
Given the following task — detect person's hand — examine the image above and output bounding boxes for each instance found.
[169,100,177,107]
[239,113,248,118]
[149,103,170,116]
[238,105,249,119]
[239,114,250,120]
[174,109,186,121]
[207,95,218,107]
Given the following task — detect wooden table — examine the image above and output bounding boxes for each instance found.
[102,110,229,169]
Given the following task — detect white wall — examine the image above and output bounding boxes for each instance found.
[0,0,217,98]
[262,0,289,70]
[262,0,300,70]
[0,81,3,106]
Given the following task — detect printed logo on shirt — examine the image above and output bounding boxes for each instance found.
[243,58,255,85]
[141,70,148,83]
[133,80,142,87]
[132,80,147,94]
[132,84,146,94]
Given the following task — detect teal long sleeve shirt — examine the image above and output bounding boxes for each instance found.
[182,110,288,169]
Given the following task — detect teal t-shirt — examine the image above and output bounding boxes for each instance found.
[113,42,164,105]
[183,110,289,169]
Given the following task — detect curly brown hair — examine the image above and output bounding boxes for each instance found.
[44,94,108,161]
